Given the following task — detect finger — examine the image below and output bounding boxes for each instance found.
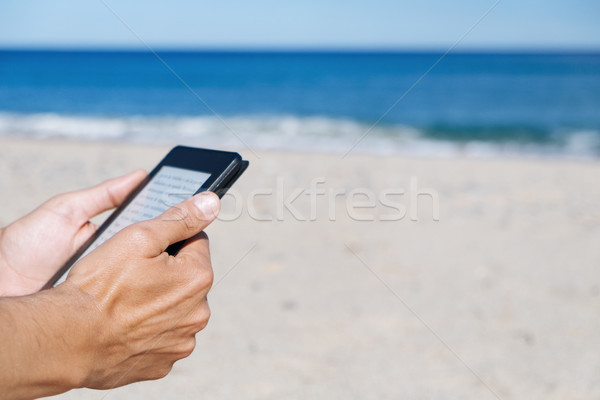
[181,298,211,334]
[72,221,99,250]
[133,192,220,255]
[174,235,214,300]
[70,169,148,222]
[173,232,211,275]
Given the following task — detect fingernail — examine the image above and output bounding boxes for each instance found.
[194,192,220,217]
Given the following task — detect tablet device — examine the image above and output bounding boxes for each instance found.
[44,146,248,289]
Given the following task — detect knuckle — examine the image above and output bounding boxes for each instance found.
[166,204,187,221]
[205,267,215,289]
[47,192,69,206]
[188,265,214,292]
[198,310,211,331]
[45,193,76,217]
[191,305,211,332]
[125,223,155,244]
[167,205,198,232]
[176,337,196,358]
[151,365,173,380]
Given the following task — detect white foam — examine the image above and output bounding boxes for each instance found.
[0,112,598,160]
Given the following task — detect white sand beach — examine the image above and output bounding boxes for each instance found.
[1,138,599,399]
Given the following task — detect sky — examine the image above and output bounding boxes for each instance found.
[0,0,599,50]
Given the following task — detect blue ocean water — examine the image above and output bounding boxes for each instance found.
[0,50,599,157]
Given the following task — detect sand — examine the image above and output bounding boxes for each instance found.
[1,138,599,400]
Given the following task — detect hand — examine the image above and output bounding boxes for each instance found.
[0,191,220,399]
[62,191,220,388]
[0,170,147,296]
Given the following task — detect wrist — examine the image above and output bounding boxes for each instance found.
[0,284,101,398]
[49,282,103,389]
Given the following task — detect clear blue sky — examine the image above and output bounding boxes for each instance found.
[1,0,599,50]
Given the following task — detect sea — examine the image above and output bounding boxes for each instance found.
[1,50,599,159]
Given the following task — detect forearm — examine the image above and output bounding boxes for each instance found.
[0,285,95,399]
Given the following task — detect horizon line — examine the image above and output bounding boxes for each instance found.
[1,45,599,54]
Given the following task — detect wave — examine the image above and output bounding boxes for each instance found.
[0,112,599,160]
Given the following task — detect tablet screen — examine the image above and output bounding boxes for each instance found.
[54,166,210,285]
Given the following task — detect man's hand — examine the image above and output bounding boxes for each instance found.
[0,170,147,296]
[66,191,220,388]
[0,191,220,399]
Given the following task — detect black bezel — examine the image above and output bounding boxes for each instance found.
[157,146,242,193]
[43,145,246,289]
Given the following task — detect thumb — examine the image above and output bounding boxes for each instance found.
[69,169,148,222]
[130,191,221,256]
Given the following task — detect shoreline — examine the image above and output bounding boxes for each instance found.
[1,135,599,165]
[1,111,599,162]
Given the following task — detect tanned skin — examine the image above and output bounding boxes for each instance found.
[0,171,220,399]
